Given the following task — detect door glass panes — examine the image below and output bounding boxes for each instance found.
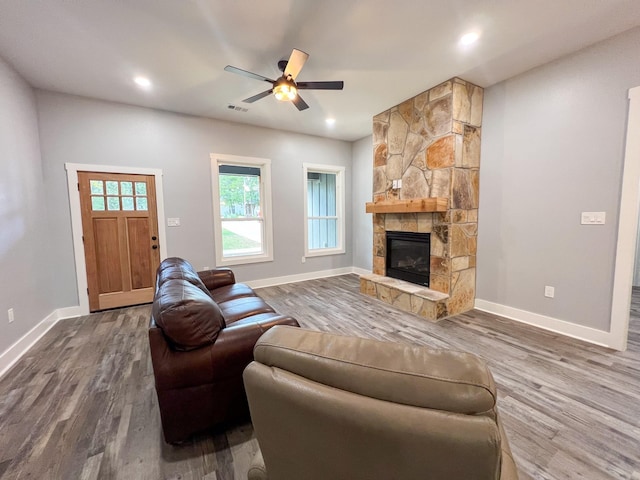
[107,197,120,210]
[91,196,105,211]
[121,182,133,196]
[122,197,134,211]
[90,180,104,195]
[106,181,119,195]
[89,178,149,211]
[136,197,148,211]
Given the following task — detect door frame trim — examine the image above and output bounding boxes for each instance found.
[65,163,168,315]
[610,85,640,351]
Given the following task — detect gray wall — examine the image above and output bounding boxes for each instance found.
[351,135,373,271]
[36,92,353,308]
[478,27,640,331]
[0,58,57,353]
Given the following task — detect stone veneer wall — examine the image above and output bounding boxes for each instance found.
[368,77,483,318]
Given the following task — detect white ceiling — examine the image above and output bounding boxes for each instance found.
[0,1,639,141]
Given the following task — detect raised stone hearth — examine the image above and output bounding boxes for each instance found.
[360,273,448,320]
[362,77,483,321]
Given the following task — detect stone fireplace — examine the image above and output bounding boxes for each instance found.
[360,77,483,321]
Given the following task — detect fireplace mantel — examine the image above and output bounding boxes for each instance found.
[365,198,448,214]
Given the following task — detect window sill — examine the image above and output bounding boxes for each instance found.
[217,253,273,266]
[304,248,345,258]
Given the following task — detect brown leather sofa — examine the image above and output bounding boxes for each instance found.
[244,326,518,480]
[148,257,299,443]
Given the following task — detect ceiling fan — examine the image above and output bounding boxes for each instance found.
[224,49,344,111]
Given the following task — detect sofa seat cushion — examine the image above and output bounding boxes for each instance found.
[218,296,276,324]
[210,283,257,303]
[153,279,225,351]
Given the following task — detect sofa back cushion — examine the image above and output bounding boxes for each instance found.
[153,278,225,351]
[156,257,212,297]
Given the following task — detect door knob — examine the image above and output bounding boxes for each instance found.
[152,245,158,249]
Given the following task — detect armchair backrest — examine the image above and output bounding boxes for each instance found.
[244,326,517,480]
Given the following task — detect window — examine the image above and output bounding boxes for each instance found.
[211,154,273,265]
[304,163,345,257]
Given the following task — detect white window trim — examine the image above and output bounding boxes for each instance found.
[303,163,346,258]
[210,153,274,266]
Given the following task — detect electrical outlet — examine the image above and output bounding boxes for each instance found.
[8,308,14,323]
[301,256,306,263]
[544,286,555,298]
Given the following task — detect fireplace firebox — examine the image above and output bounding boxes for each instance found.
[385,231,430,287]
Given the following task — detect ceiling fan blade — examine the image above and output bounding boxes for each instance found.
[283,49,309,80]
[224,65,275,84]
[242,89,273,103]
[297,81,344,90]
[292,94,309,111]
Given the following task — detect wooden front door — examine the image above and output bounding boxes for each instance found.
[78,172,161,312]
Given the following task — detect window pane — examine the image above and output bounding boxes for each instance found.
[122,196,134,211]
[221,219,263,256]
[120,181,133,195]
[90,180,104,195]
[308,218,337,250]
[106,181,119,195]
[107,196,120,210]
[219,173,261,219]
[136,197,148,211]
[307,173,336,217]
[135,182,147,195]
[91,196,105,211]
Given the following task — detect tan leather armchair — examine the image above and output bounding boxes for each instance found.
[243,326,518,480]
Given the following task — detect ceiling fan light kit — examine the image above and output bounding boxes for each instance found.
[224,48,344,111]
[273,78,297,101]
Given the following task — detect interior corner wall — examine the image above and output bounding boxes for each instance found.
[351,135,373,271]
[477,26,640,331]
[0,56,57,354]
[35,91,353,308]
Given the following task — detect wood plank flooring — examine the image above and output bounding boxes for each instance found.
[0,274,638,479]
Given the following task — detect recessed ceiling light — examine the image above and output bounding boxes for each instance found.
[459,32,480,46]
[134,76,152,88]
[325,118,336,126]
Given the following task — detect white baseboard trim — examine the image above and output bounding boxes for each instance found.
[351,267,372,276]
[246,267,361,289]
[0,306,82,379]
[474,298,617,350]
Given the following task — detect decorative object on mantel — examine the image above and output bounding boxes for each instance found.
[363,77,483,321]
[365,197,448,214]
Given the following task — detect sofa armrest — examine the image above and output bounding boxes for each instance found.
[211,315,299,373]
[149,324,216,391]
[198,268,236,291]
[253,326,496,415]
[149,314,298,391]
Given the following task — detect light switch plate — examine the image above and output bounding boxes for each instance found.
[167,217,181,227]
